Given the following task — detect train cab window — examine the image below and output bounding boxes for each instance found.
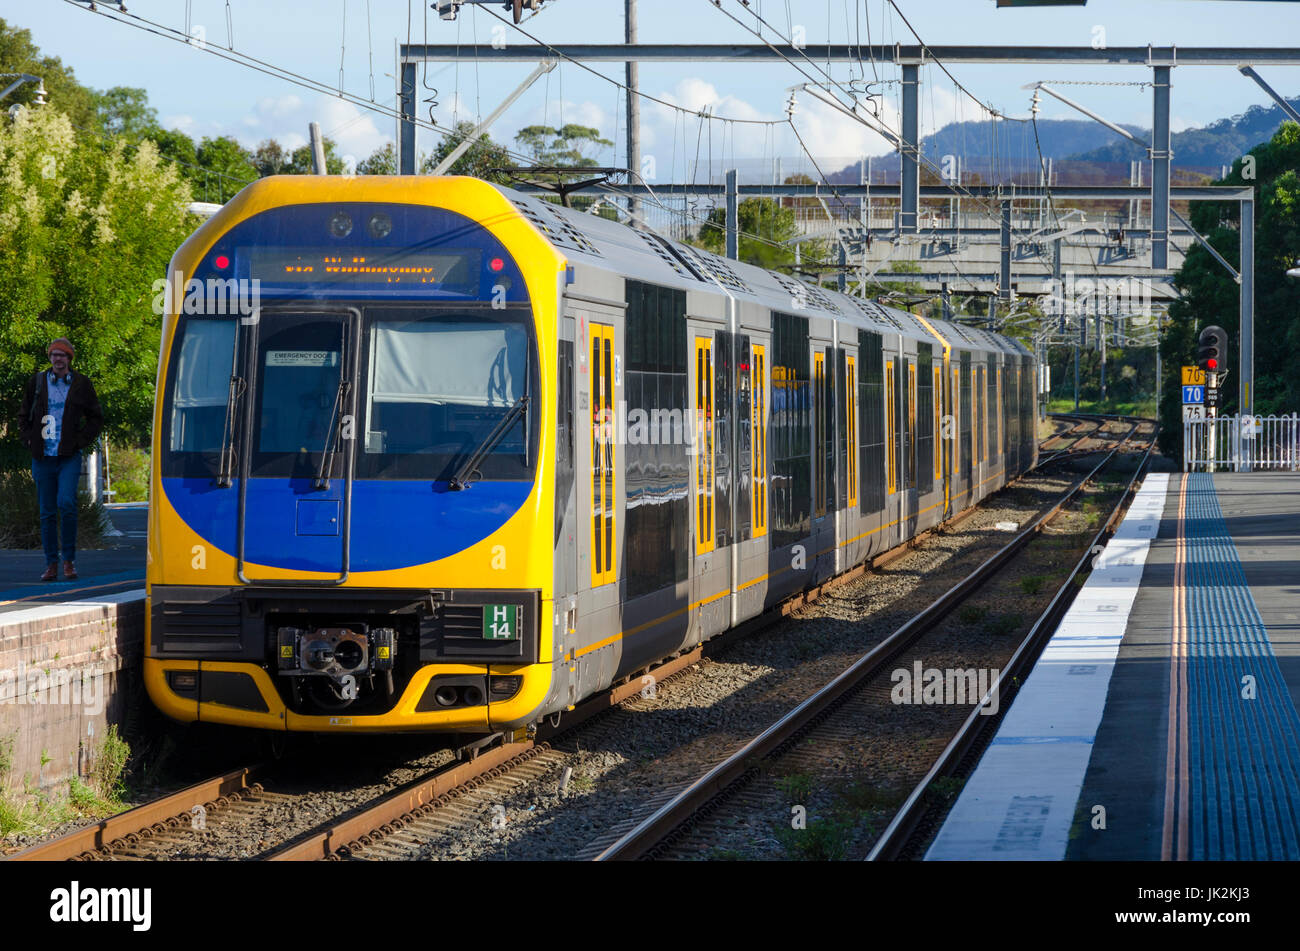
[166,318,237,462]
[752,343,768,538]
[694,335,716,555]
[250,314,351,480]
[591,322,616,586]
[358,311,536,482]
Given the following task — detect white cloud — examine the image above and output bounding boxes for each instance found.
[162,93,395,169]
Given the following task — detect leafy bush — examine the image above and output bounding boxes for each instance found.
[0,468,108,550]
[107,443,149,503]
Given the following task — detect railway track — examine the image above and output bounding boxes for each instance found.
[9,416,1146,862]
[585,418,1156,860]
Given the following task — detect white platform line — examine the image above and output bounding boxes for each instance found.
[925,472,1170,860]
[0,588,147,630]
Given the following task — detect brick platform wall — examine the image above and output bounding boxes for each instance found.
[0,593,145,794]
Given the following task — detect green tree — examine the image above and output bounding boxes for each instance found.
[0,105,196,468]
[0,19,102,132]
[192,135,258,202]
[696,196,801,269]
[94,86,158,139]
[514,123,612,168]
[251,138,291,176]
[286,137,348,175]
[424,121,517,184]
[356,142,397,174]
[147,127,198,170]
[1158,121,1300,457]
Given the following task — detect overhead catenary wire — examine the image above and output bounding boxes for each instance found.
[474,4,787,128]
[61,0,817,260]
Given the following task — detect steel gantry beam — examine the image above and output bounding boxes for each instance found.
[397,45,1300,64]
[900,63,920,234]
[1238,65,1300,124]
[398,40,1275,412]
[1151,65,1172,269]
[508,183,1254,200]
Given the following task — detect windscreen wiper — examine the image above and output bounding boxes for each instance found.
[312,378,351,491]
[448,395,530,491]
[215,338,246,488]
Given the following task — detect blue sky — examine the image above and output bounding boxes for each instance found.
[11,0,1300,179]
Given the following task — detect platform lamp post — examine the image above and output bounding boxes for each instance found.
[1288,261,1299,466]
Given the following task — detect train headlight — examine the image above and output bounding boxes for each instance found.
[367,212,392,239]
[328,211,353,238]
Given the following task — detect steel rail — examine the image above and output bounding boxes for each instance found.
[261,647,706,860]
[867,421,1158,860]
[13,421,1113,862]
[592,423,1143,861]
[6,766,261,861]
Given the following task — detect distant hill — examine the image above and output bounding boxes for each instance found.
[826,98,1300,184]
[1062,99,1300,167]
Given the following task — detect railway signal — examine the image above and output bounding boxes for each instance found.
[1196,326,1227,417]
[1197,325,1226,375]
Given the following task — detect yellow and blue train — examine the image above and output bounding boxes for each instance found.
[145,175,1036,735]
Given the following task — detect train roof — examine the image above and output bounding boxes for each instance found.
[495,183,1029,359]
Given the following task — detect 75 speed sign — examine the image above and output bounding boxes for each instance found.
[1182,404,1205,422]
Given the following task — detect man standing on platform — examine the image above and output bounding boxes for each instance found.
[17,338,104,581]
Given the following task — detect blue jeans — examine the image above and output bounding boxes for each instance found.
[32,454,81,565]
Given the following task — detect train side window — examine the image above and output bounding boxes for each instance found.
[933,364,942,481]
[977,365,985,465]
[752,343,768,538]
[695,335,716,556]
[951,365,960,480]
[858,330,884,516]
[885,359,896,495]
[907,360,917,491]
[590,322,616,587]
[845,354,857,509]
[996,363,1003,458]
[959,352,971,479]
[982,355,993,459]
[556,339,574,542]
[814,350,826,517]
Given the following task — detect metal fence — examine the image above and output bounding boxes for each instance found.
[1184,414,1300,471]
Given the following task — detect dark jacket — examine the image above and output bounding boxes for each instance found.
[17,369,105,459]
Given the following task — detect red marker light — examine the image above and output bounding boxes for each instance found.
[214,254,230,270]
[1207,358,1218,370]
[490,257,505,272]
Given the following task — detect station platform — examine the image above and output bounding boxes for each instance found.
[927,471,1300,861]
[0,503,147,793]
[0,503,146,615]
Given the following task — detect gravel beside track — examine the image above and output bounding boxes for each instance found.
[7,423,1150,862]
[344,463,1114,860]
